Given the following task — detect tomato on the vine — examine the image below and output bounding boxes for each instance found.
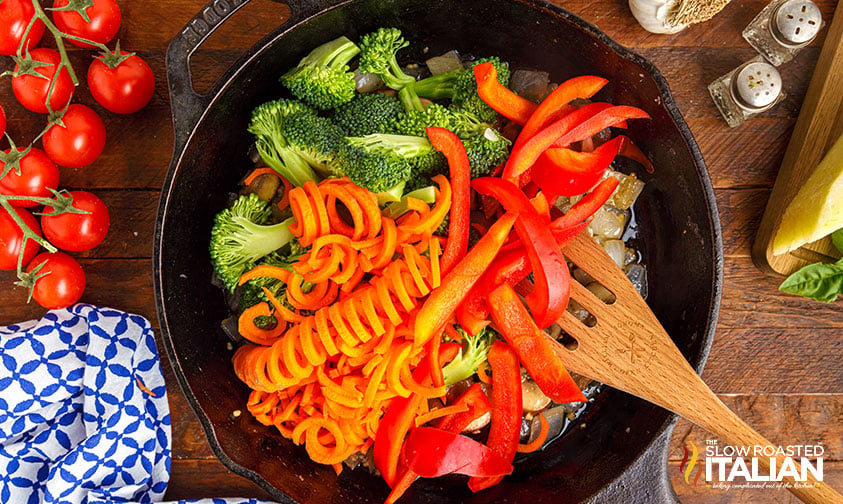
[88,51,155,114]
[0,0,46,56]
[41,190,110,252]
[0,206,41,271]
[26,251,86,309]
[12,48,75,114]
[42,104,106,168]
[0,147,60,207]
[51,0,121,48]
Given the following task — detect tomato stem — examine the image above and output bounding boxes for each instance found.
[0,198,57,276]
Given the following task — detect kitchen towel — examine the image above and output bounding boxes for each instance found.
[0,304,276,504]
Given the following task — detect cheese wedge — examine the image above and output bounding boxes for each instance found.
[772,132,843,255]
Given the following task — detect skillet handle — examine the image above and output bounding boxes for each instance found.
[166,0,339,150]
[586,420,681,504]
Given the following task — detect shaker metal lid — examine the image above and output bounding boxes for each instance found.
[731,61,782,110]
[772,0,822,47]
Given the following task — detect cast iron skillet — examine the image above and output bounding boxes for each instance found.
[154,0,724,502]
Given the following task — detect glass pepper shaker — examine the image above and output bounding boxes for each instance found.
[708,57,786,128]
[743,0,824,66]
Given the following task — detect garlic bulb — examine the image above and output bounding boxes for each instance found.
[629,0,731,34]
[629,0,688,34]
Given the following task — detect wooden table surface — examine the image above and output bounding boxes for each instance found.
[1,0,841,502]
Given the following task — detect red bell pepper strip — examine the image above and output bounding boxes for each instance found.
[513,75,608,151]
[532,135,622,198]
[468,341,522,492]
[473,62,538,125]
[488,283,587,404]
[374,343,462,487]
[427,127,471,276]
[402,427,514,478]
[504,102,613,183]
[551,105,650,148]
[551,176,619,230]
[616,135,655,173]
[414,211,518,347]
[503,103,646,181]
[434,383,492,433]
[472,177,570,328]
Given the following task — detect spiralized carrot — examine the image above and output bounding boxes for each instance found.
[234,176,450,465]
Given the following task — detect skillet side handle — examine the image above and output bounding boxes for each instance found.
[166,0,339,151]
[585,420,681,504]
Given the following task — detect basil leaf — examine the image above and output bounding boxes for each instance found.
[779,259,843,303]
[832,228,843,255]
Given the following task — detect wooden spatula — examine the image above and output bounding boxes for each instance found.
[550,232,842,504]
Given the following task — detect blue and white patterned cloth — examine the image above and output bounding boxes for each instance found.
[0,304,276,504]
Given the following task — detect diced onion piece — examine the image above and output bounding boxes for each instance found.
[426,50,462,75]
[625,263,648,297]
[609,171,645,210]
[588,207,624,239]
[510,69,550,102]
[602,240,626,268]
[354,70,383,93]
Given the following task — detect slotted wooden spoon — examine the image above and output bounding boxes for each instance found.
[550,232,842,504]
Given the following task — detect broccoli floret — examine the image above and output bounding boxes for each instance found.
[280,113,346,177]
[280,36,361,110]
[210,193,296,293]
[390,103,455,137]
[332,92,405,136]
[451,57,511,123]
[248,99,320,187]
[358,28,416,91]
[442,325,497,386]
[463,128,511,178]
[344,133,448,195]
[339,136,418,194]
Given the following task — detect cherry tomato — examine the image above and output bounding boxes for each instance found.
[51,0,120,48]
[0,205,42,271]
[12,48,75,114]
[27,251,86,309]
[42,104,106,168]
[41,190,109,252]
[0,104,5,137]
[0,0,46,56]
[0,147,60,207]
[87,52,155,114]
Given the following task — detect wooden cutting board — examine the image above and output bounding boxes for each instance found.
[753,2,843,276]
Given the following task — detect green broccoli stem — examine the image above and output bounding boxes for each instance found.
[413,69,461,100]
[383,186,438,219]
[234,216,296,259]
[398,86,424,112]
[293,36,360,72]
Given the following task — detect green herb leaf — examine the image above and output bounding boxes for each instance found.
[832,228,843,255]
[779,259,843,303]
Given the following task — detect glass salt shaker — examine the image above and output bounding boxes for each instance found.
[743,0,823,66]
[708,57,786,128]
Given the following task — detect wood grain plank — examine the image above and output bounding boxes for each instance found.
[718,255,843,329]
[0,259,157,326]
[702,328,843,394]
[670,394,843,461]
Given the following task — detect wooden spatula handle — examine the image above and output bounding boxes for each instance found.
[675,374,841,504]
